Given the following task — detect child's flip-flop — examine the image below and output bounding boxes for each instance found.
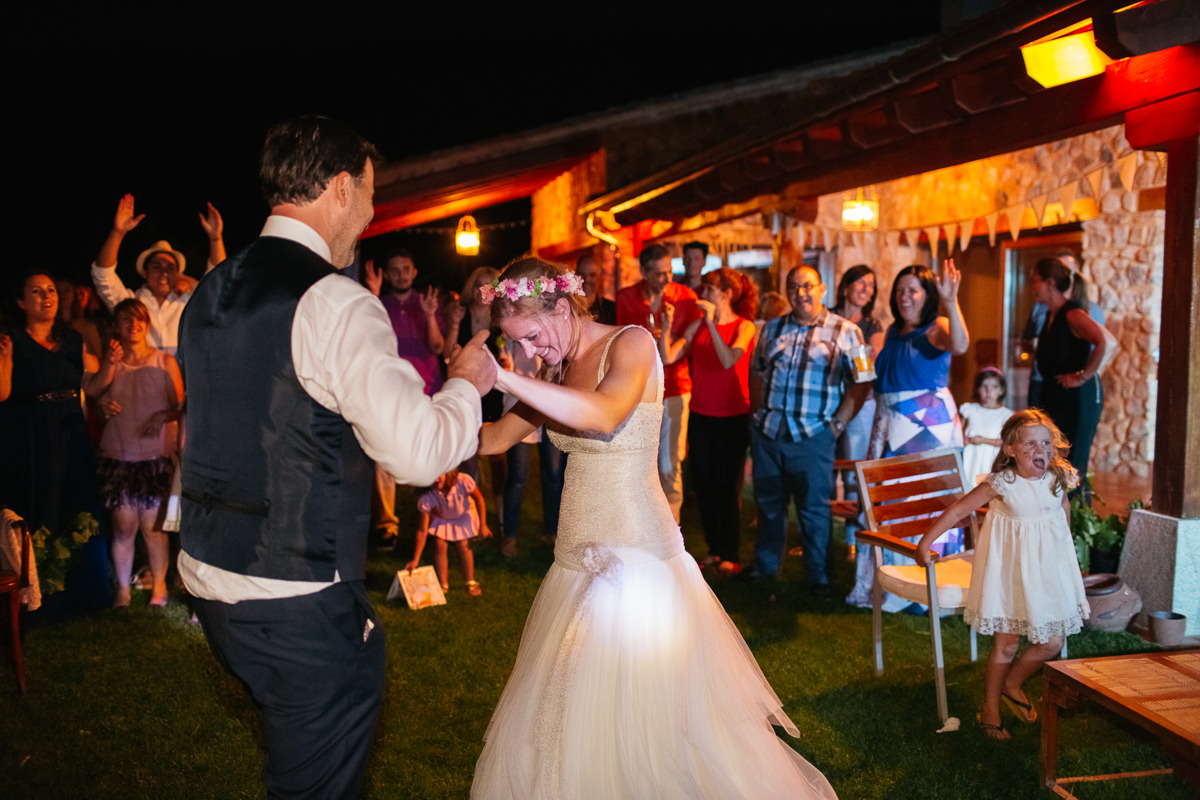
[976,712,1010,741]
[1001,691,1038,723]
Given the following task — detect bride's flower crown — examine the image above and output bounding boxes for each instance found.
[479,272,586,305]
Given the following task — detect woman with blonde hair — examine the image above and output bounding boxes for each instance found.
[471,256,837,799]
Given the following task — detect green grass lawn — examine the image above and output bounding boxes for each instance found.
[1,467,1191,800]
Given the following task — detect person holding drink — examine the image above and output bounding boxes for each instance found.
[741,266,871,595]
[660,267,759,573]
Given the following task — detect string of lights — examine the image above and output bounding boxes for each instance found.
[401,220,529,235]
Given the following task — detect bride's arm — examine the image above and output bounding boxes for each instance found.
[495,329,654,434]
[479,402,545,455]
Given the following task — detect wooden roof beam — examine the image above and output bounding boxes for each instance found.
[893,84,963,133]
[848,106,909,149]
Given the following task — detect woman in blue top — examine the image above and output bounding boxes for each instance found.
[846,261,969,609]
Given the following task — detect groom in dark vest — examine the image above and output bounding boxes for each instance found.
[177,115,495,799]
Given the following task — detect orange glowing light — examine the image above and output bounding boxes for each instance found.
[1021,26,1115,88]
[842,187,878,231]
[455,215,480,255]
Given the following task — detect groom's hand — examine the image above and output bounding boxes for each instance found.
[448,329,497,396]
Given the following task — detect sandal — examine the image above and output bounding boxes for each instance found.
[976,712,1010,741]
[1001,691,1038,723]
[467,580,482,597]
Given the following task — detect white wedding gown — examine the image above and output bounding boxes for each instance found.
[471,328,838,800]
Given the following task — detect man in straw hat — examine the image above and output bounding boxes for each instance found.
[90,194,226,354]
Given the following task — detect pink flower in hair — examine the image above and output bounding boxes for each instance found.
[479,284,497,304]
[557,273,585,294]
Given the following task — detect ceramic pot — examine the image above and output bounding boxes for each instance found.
[1149,611,1187,646]
[1082,573,1142,633]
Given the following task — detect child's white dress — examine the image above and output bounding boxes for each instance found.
[964,470,1089,643]
[958,402,1013,485]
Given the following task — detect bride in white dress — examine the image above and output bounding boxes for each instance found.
[471,257,838,800]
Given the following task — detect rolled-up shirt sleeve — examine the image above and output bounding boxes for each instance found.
[292,274,482,486]
[90,261,136,310]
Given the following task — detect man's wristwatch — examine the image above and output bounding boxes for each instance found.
[830,418,846,435]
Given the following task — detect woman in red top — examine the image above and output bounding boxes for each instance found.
[663,268,758,573]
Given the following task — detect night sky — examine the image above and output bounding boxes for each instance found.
[8,3,941,291]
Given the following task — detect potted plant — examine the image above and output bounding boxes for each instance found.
[1070,490,1142,575]
[30,511,100,594]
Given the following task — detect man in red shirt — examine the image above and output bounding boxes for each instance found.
[616,243,700,522]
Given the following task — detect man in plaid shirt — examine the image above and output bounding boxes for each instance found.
[742,265,870,596]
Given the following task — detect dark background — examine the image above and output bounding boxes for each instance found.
[6,3,941,293]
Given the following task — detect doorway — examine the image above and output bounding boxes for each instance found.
[1000,230,1083,410]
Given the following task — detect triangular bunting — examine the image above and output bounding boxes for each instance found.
[796,222,807,250]
[1118,153,1138,190]
[885,231,901,266]
[1057,183,1077,223]
[905,230,921,250]
[1030,195,1048,229]
[852,231,865,253]
[1005,207,1023,242]
[1085,168,1104,200]
[985,213,1000,247]
[924,226,941,255]
[958,220,973,254]
[822,226,835,253]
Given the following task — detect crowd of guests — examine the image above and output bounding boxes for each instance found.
[1,191,1110,619]
[1,195,224,615]
[565,242,1110,617]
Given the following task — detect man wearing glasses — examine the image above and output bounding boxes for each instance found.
[742,265,870,597]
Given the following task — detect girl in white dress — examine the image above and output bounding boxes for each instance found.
[915,409,1088,740]
[958,366,1014,485]
[471,257,838,799]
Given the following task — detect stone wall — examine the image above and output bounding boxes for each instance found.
[796,125,1166,478]
[1083,200,1164,477]
[530,151,606,255]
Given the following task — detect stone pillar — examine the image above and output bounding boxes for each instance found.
[1120,510,1200,636]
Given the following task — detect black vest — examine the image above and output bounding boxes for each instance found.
[177,237,371,582]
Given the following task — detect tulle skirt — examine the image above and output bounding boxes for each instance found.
[471,546,838,800]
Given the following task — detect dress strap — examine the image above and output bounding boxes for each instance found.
[596,325,663,403]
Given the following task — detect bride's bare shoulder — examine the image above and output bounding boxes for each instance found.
[603,325,655,364]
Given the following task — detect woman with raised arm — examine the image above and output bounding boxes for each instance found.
[470,257,837,800]
[844,260,970,611]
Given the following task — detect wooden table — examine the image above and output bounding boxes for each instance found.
[1041,651,1200,796]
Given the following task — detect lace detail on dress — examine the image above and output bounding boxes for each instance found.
[966,604,1089,643]
[985,470,1011,495]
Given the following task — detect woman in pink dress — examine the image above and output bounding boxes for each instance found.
[92,298,183,608]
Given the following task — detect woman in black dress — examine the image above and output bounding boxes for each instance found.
[1,271,112,612]
[1030,257,1110,494]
